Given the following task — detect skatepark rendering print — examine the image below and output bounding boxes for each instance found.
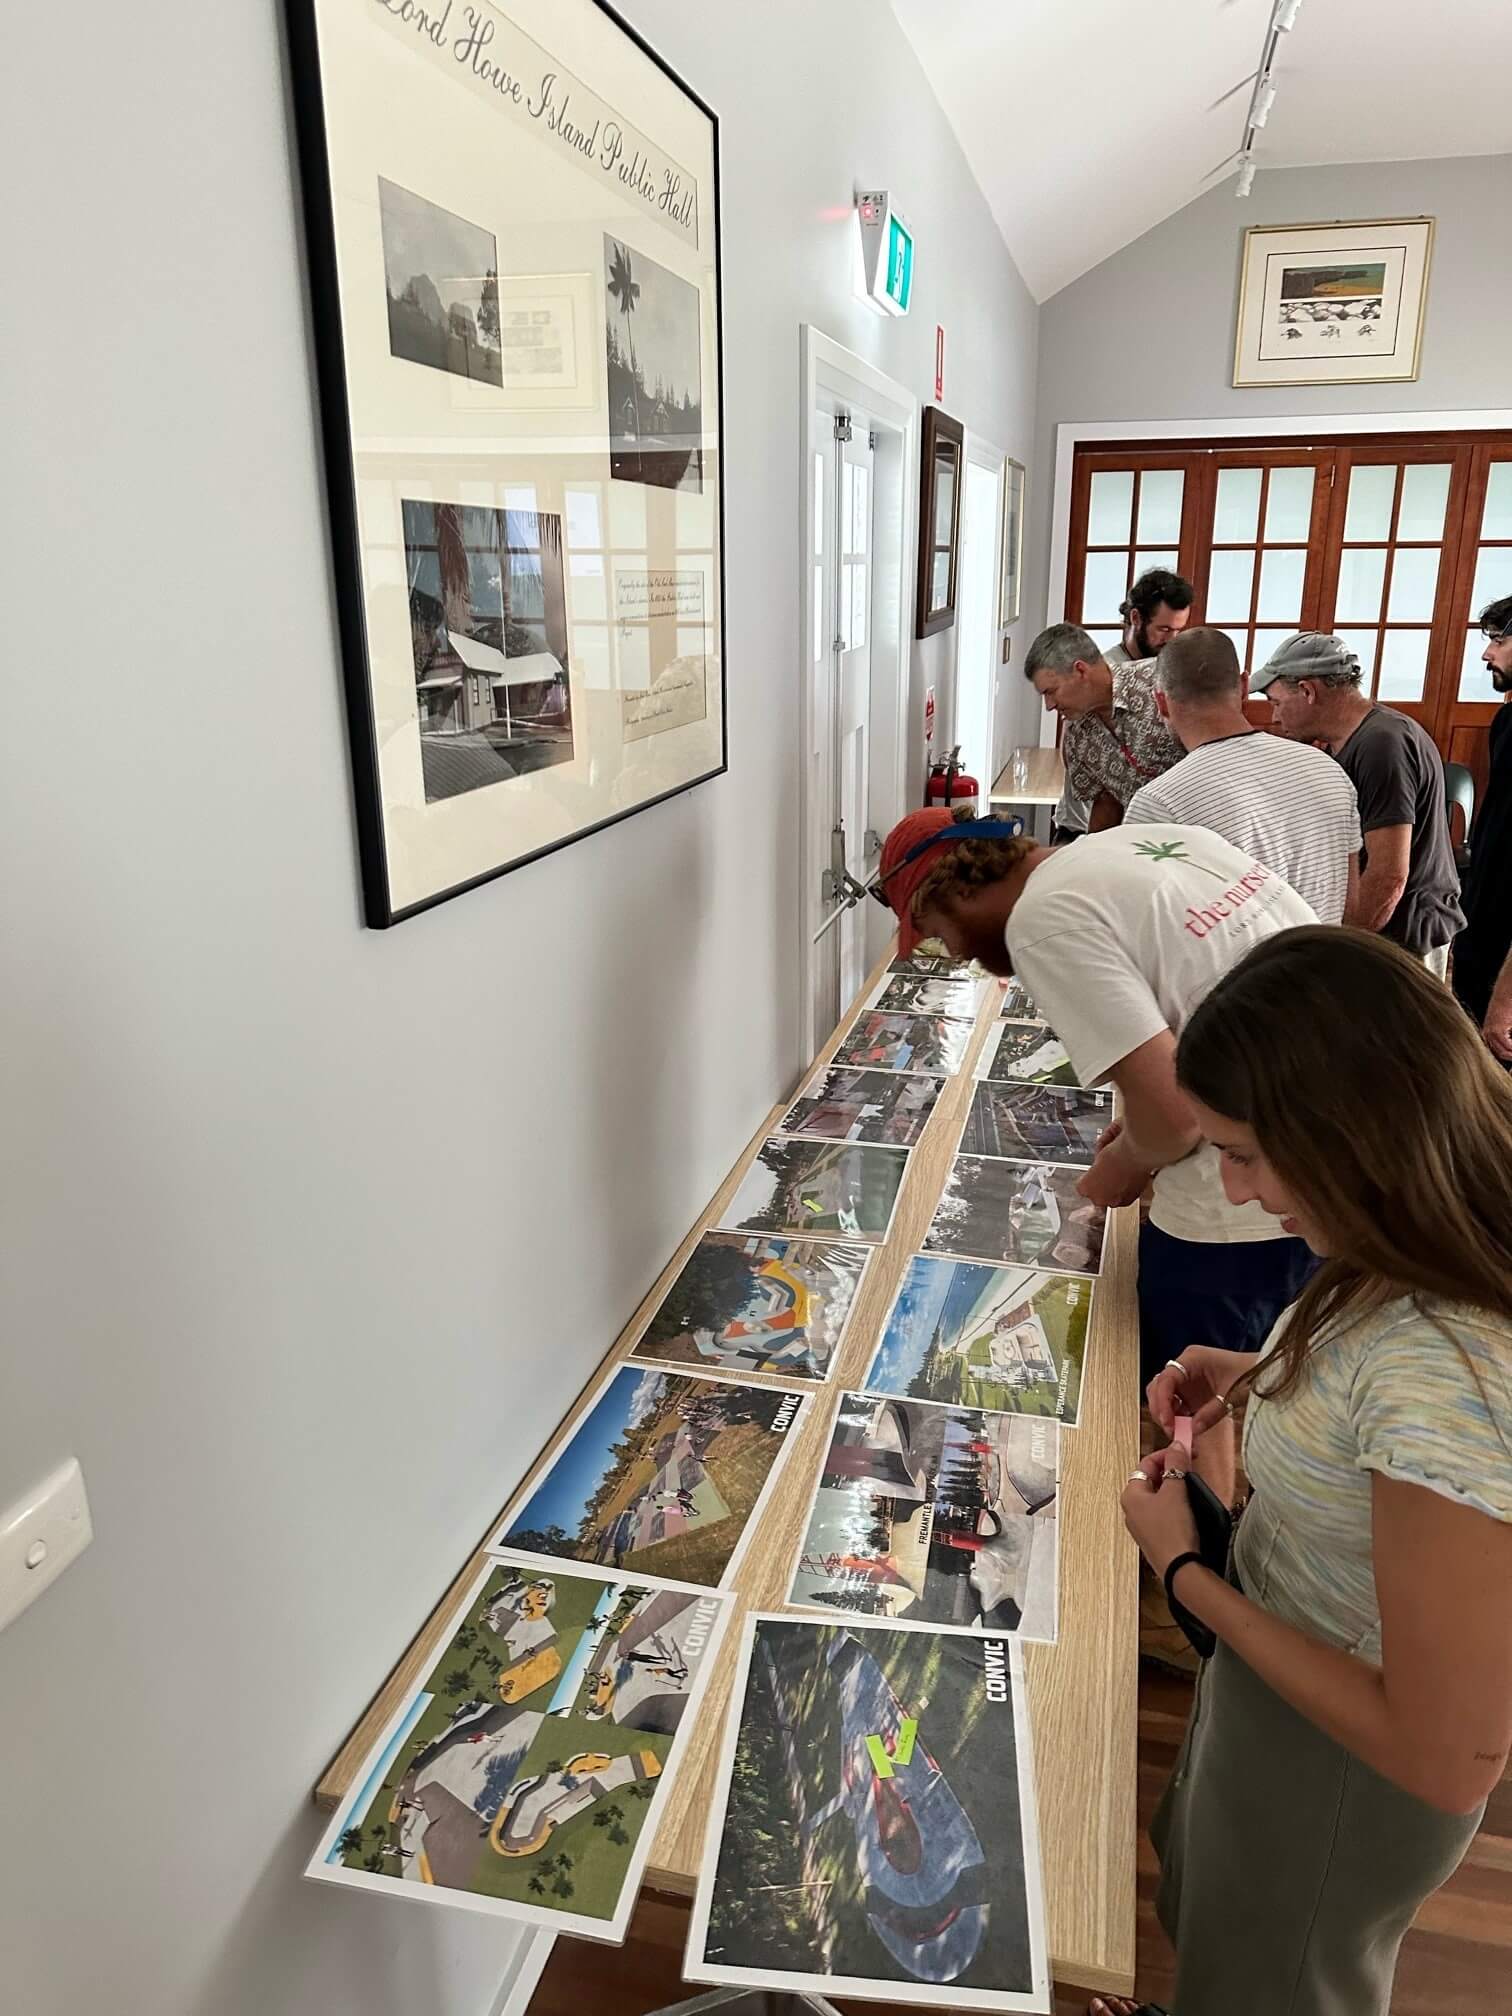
[788,1394,1059,1643]
[720,1135,910,1245]
[978,1017,1080,1087]
[311,1556,728,1936]
[959,1082,1112,1168]
[865,1257,1092,1426]
[631,1231,871,1382]
[832,1011,974,1076]
[497,1365,805,1588]
[687,1616,1049,2011]
[925,1156,1107,1276]
[996,978,1038,1019]
[867,973,985,1021]
[780,1066,947,1148]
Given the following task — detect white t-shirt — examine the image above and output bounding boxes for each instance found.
[1005,824,1317,1243]
[1126,732,1362,925]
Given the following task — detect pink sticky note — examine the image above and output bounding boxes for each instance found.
[1173,1415,1195,1456]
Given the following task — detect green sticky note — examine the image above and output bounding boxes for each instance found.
[865,1719,917,1779]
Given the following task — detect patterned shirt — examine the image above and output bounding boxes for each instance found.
[1236,1295,1512,1657]
[1062,659,1182,812]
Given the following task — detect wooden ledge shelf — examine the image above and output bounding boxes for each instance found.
[314,950,1141,1999]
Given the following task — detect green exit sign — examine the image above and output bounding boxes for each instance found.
[858,191,913,318]
[886,215,914,313]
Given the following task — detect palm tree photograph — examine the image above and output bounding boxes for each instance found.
[603,234,703,492]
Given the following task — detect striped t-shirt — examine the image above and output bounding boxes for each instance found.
[1126,731,1361,924]
[1236,1296,1512,1657]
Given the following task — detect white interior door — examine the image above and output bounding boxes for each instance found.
[808,405,877,1038]
[836,415,876,1011]
[956,455,1002,796]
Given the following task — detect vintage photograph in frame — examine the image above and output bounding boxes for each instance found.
[285,0,726,923]
[1233,218,1433,388]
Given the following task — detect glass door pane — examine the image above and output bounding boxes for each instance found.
[1088,470,1134,544]
[1136,469,1184,543]
[1377,631,1429,701]
[1344,464,1396,540]
[1264,466,1315,540]
[1214,467,1261,542]
[1396,463,1451,539]
[1082,550,1130,624]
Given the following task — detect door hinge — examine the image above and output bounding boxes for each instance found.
[864,827,882,858]
[833,632,846,655]
[834,412,853,444]
[868,431,878,450]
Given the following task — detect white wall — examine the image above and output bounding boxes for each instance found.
[0,4,1034,2013]
[1012,151,1512,750]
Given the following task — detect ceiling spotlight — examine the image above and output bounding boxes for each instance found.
[1236,157,1257,199]
[1251,81,1277,127]
[1273,0,1303,29]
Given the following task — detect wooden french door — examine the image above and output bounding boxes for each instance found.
[1064,433,1512,790]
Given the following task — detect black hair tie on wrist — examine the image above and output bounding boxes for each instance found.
[1164,1550,1215,1660]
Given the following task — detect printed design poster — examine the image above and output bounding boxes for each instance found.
[866,1257,1092,1428]
[960,1083,1112,1168]
[495,1366,806,1588]
[687,1615,1050,2010]
[868,972,985,1021]
[997,979,1039,1019]
[834,1011,974,1077]
[719,1136,910,1245]
[787,1395,1059,1643]
[780,1067,946,1148]
[925,1157,1106,1277]
[309,1554,729,1939]
[892,952,979,980]
[631,1231,870,1383]
[978,1018,1080,1088]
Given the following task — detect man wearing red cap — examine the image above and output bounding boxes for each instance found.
[877,806,1317,1386]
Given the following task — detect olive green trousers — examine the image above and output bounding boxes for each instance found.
[1152,1639,1483,2015]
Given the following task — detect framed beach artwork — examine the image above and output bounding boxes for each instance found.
[284,0,727,923]
[1233,218,1433,388]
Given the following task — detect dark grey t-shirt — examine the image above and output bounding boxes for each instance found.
[1336,706,1464,955]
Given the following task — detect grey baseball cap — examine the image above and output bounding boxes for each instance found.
[1251,631,1361,695]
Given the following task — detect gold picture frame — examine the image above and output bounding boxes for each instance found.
[999,456,1026,627]
[1233,217,1434,389]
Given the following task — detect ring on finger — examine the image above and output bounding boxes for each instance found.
[1165,1358,1188,1380]
[1128,1468,1150,1484]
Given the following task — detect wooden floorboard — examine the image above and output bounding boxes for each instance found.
[526,1664,1512,2015]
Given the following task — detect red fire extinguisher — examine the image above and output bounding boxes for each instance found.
[926,744,980,809]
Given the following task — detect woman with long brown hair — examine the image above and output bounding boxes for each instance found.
[1093,927,1512,2016]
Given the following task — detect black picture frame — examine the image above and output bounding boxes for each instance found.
[917,405,964,638]
[283,0,729,927]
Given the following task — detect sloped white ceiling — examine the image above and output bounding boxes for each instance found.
[891,0,1512,301]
